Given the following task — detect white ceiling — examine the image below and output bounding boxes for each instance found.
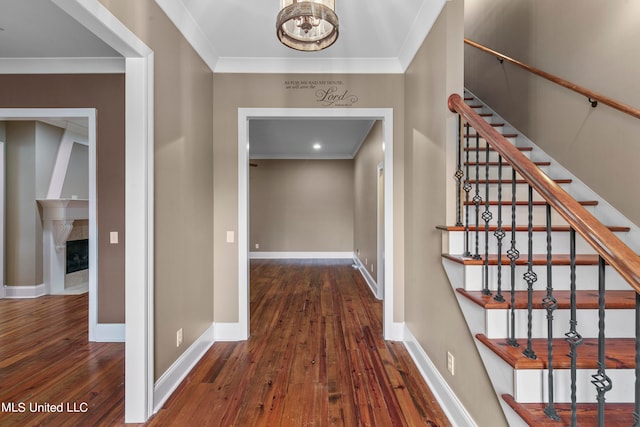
[0,0,446,158]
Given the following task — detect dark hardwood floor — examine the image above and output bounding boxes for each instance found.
[0,293,126,426]
[0,260,450,426]
[150,259,450,426]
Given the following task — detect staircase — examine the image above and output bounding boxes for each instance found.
[441,91,640,426]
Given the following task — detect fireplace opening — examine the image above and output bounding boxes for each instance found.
[66,239,89,274]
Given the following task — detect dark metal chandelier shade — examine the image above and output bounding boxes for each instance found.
[276,0,339,52]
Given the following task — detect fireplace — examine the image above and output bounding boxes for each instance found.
[66,239,89,274]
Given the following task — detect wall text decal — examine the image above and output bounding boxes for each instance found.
[284,80,359,107]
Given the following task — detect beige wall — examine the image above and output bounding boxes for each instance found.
[213,73,404,323]
[404,0,507,425]
[5,122,43,286]
[101,0,214,379]
[0,74,125,323]
[353,121,384,281]
[250,159,354,252]
[465,0,640,226]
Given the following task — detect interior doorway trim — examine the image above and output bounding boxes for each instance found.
[238,107,402,341]
[0,141,4,299]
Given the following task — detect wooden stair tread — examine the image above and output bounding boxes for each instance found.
[476,334,635,369]
[457,288,636,310]
[465,161,551,167]
[502,394,635,426]
[467,178,571,184]
[464,143,533,151]
[463,200,598,206]
[437,225,630,233]
[443,253,603,266]
[464,133,520,140]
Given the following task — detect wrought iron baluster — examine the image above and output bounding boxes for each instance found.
[543,203,560,420]
[565,228,583,427]
[472,132,482,260]
[506,167,519,348]
[463,123,472,257]
[482,141,493,295]
[522,185,537,360]
[455,115,464,227]
[592,256,612,427]
[493,155,505,303]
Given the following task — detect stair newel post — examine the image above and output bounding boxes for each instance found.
[522,185,538,360]
[482,140,493,295]
[472,132,482,260]
[565,228,583,427]
[543,203,560,421]
[455,115,464,227]
[506,167,520,348]
[592,256,612,427]
[635,292,640,427]
[463,122,472,257]
[493,155,505,303]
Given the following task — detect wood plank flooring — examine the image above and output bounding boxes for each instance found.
[0,293,126,426]
[149,259,450,426]
[0,260,450,426]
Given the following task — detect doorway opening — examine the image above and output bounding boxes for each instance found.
[0,110,100,337]
[238,108,401,341]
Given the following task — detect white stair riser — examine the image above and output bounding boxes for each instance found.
[448,229,604,256]
[464,147,528,163]
[463,264,631,292]
[485,308,635,339]
[515,369,635,404]
[465,165,550,180]
[463,204,595,226]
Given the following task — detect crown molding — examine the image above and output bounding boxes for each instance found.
[398,0,447,71]
[0,57,125,74]
[214,56,404,74]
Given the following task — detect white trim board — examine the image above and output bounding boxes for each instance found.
[353,254,380,300]
[153,324,215,414]
[3,284,47,299]
[249,251,354,259]
[403,325,478,427]
[239,107,400,342]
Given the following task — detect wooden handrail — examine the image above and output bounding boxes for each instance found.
[464,38,640,120]
[448,93,640,294]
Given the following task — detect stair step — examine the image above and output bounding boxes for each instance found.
[438,225,630,233]
[476,334,635,370]
[444,254,603,266]
[466,161,551,167]
[502,394,635,426]
[466,178,571,185]
[464,200,598,207]
[464,133,520,140]
[457,289,636,310]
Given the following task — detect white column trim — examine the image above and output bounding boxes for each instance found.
[47,129,85,199]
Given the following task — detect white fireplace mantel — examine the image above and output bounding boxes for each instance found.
[37,198,89,294]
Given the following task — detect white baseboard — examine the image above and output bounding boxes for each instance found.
[213,322,248,341]
[352,255,380,299]
[153,323,215,413]
[3,283,47,298]
[403,325,477,427]
[92,323,125,342]
[249,251,354,259]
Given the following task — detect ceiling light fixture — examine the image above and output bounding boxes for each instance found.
[313,143,322,150]
[276,0,339,52]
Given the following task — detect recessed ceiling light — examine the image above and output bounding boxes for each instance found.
[313,143,322,150]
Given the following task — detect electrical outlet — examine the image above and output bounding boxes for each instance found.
[447,351,455,375]
[371,263,374,272]
[177,328,183,347]
[255,243,260,249]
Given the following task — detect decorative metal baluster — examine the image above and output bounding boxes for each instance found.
[506,167,520,348]
[455,115,464,227]
[493,155,505,303]
[565,228,583,427]
[635,292,640,427]
[522,185,538,360]
[592,256,612,427]
[543,203,560,420]
[472,132,482,260]
[463,123,472,257]
[482,141,493,295]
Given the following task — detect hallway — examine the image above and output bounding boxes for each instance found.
[149,259,450,426]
